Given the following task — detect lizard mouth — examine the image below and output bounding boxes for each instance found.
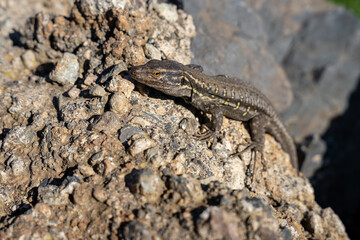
[129,67,171,89]
[129,67,142,80]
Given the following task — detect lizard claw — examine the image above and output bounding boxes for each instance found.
[193,124,216,140]
[193,126,219,150]
[194,130,214,141]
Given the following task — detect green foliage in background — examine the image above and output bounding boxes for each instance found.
[329,0,360,17]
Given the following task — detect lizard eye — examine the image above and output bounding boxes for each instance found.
[154,71,160,77]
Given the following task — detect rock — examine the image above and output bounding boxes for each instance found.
[304,211,324,239]
[125,168,165,203]
[90,111,122,133]
[281,9,360,140]
[128,136,155,156]
[2,126,36,147]
[78,0,130,16]
[67,86,81,99]
[119,125,143,143]
[299,135,327,178]
[83,73,97,86]
[105,76,122,93]
[92,187,108,202]
[59,96,106,122]
[21,50,38,70]
[9,157,28,176]
[99,62,128,83]
[120,221,154,240]
[108,92,131,115]
[144,43,162,60]
[196,207,241,240]
[49,52,79,86]
[105,76,135,97]
[0,0,353,239]
[165,175,205,205]
[89,85,107,97]
[154,3,179,22]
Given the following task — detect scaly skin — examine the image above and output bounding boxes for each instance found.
[129,60,298,170]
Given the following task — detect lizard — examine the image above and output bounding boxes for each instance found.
[129,59,298,171]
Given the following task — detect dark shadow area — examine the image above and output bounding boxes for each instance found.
[160,0,183,9]
[9,29,23,47]
[312,77,360,239]
[34,62,55,77]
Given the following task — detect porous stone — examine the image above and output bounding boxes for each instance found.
[3,126,36,146]
[49,52,79,86]
[79,0,130,15]
[21,50,38,70]
[84,74,97,86]
[92,187,108,202]
[119,125,143,143]
[154,3,179,22]
[89,85,107,97]
[67,86,80,99]
[109,92,130,115]
[144,43,162,60]
[90,111,122,133]
[129,137,155,156]
[126,168,165,203]
[196,207,241,239]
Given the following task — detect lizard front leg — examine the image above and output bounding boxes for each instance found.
[194,107,224,149]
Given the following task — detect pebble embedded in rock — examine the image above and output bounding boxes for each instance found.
[166,175,205,204]
[154,3,179,22]
[21,50,38,70]
[92,187,108,202]
[3,126,36,147]
[121,221,153,240]
[196,207,241,239]
[105,76,122,93]
[109,92,130,115]
[80,0,129,15]
[129,137,155,156]
[67,86,81,99]
[105,76,135,97]
[305,211,324,238]
[99,62,128,83]
[119,125,143,143]
[49,52,79,86]
[84,73,97,86]
[10,158,27,176]
[126,168,165,203]
[90,111,122,133]
[89,85,107,97]
[144,43,162,60]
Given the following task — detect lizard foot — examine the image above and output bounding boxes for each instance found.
[193,127,219,150]
[193,123,215,141]
[231,142,263,185]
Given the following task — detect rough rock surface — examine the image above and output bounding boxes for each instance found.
[0,0,350,239]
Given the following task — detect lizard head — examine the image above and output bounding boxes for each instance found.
[129,60,192,97]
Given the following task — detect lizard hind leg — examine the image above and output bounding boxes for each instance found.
[232,115,267,184]
[231,142,262,184]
